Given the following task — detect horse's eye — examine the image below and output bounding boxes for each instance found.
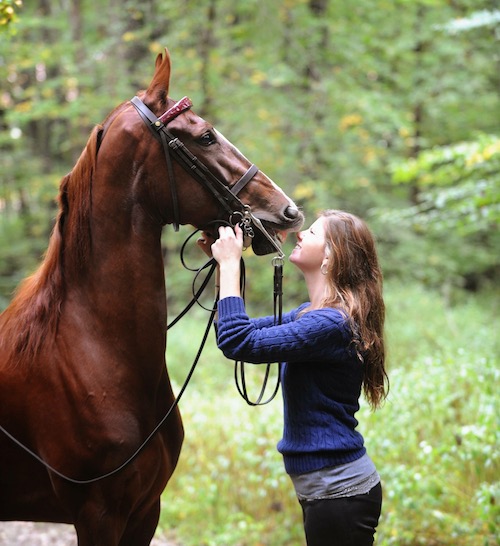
[198,131,216,146]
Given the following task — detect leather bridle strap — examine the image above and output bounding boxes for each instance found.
[230,164,258,196]
[131,96,182,230]
[130,96,258,231]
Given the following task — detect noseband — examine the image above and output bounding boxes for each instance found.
[130,96,281,255]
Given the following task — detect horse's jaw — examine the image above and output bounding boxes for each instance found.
[251,228,285,256]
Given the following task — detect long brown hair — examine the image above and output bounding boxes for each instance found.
[320,210,388,409]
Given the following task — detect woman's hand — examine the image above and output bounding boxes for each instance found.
[211,225,244,266]
[197,231,216,258]
[211,225,244,299]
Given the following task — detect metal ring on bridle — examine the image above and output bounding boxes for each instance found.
[229,211,244,226]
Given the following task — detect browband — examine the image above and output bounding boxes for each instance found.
[158,97,193,125]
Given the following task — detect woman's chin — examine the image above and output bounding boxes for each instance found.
[289,250,300,265]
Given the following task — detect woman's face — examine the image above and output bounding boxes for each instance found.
[289,216,328,273]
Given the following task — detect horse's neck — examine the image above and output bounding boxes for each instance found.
[89,231,164,317]
[65,206,168,363]
[53,133,172,383]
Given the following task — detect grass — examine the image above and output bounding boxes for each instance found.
[158,281,499,545]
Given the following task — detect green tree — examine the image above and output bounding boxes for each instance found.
[1,0,498,304]
[382,133,500,291]
[378,9,500,291]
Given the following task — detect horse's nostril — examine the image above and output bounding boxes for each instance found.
[284,205,300,220]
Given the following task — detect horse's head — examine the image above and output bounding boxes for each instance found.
[128,48,303,255]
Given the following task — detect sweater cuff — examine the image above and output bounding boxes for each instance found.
[217,296,246,318]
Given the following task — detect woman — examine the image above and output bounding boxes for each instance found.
[199,210,389,546]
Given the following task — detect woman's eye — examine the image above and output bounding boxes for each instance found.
[198,131,216,146]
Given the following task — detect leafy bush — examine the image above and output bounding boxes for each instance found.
[378,134,500,291]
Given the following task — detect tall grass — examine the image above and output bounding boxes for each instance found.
[158,281,499,545]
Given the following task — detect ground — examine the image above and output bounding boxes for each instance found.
[0,522,179,546]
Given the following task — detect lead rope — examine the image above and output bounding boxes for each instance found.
[234,255,283,406]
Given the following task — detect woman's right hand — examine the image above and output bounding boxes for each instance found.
[197,231,216,258]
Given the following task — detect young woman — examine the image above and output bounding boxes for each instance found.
[198,210,389,546]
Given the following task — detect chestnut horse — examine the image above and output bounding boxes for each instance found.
[0,49,303,545]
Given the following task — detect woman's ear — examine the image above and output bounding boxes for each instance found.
[323,243,331,261]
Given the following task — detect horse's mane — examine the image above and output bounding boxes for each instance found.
[0,123,105,365]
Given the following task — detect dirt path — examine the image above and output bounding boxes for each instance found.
[0,521,180,546]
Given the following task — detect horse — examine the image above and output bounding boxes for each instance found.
[0,48,304,545]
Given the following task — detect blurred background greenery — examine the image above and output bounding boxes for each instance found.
[0,1,498,544]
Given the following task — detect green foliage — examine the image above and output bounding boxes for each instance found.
[376,133,500,291]
[158,282,499,545]
[1,0,499,298]
[390,133,500,236]
[0,0,21,27]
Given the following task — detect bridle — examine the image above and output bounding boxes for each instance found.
[131,94,285,404]
[130,94,286,405]
[130,95,284,259]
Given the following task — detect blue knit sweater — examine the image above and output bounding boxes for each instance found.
[216,296,366,475]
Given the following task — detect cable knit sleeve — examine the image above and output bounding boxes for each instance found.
[216,296,352,364]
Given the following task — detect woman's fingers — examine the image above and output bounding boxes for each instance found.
[197,231,215,257]
[212,225,244,263]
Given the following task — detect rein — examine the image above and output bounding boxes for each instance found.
[168,225,284,407]
[0,228,284,485]
[234,255,283,406]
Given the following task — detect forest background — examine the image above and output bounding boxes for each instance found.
[0,1,498,545]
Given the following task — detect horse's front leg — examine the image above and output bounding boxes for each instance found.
[71,496,130,546]
[69,480,162,546]
[74,507,159,546]
[118,499,161,546]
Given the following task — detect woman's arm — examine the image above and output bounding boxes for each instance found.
[217,297,351,364]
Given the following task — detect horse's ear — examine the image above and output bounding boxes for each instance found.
[146,48,171,100]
